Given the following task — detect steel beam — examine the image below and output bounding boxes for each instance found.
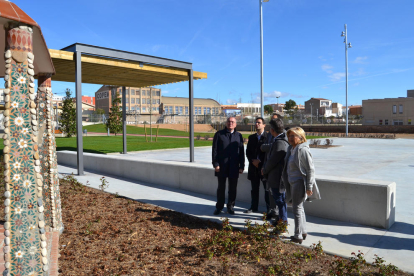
[62,43,192,70]
[189,69,194,162]
[122,86,127,154]
[75,51,84,175]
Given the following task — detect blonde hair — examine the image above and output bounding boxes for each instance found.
[287,127,307,144]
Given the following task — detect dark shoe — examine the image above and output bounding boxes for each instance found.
[213,209,222,215]
[290,236,303,244]
[302,234,307,240]
[266,213,278,220]
[227,208,235,215]
[243,208,258,214]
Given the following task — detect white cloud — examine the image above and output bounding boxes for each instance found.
[321,64,333,74]
[226,99,237,104]
[251,91,307,104]
[353,56,368,64]
[329,72,346,81]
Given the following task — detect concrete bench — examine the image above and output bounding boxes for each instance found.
[57,151,395,229]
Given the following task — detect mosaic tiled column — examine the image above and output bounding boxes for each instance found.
[3,24,48,275]
[36,75,63,233]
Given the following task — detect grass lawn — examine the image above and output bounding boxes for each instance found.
[0,136,211,155]
[56,136,211,154]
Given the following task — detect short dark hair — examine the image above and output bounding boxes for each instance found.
[255,117,265,124]
[269,118,284,134]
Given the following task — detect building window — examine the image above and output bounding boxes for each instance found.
[126,98,129,104]
[169,106,173,114]
[136,99,140,104]
[153,99,156,104]
[408,119,412,125]
[131,89,135,95]
[185,106,188,115]
[156,99,160,104]
[156,91,160,96]
[179,106,183,114]
[379,120,383,125]
[175,106,179,114]
[399,104,403,114]
[136,90,140,96]
[207,107,211,114]
[131,98,135,104]
[385,119,388,125]
[203,107,206,115]
[198,107,201,115]
[142,99,146,104]
[194,107,198,115]
[392,105,397,114]
[142,107,146,112]
[393,119,403,125]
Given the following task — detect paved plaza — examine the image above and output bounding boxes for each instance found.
[61,137,414,273]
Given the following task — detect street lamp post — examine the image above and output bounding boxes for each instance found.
[276,95,280,113]
[260,0,269,118]
[310,103,313,126]
[341,24,352,137]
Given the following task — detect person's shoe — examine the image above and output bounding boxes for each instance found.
[302,234,307,240]
[266,213,278,220]
[243,208,258,214]
[290,236,303,244]
[227,208,235,215]
[213,209,222,215]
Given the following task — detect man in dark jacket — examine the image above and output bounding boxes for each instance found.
[261,119,289,224]
[212,117,245,215]
[244,117,275,215]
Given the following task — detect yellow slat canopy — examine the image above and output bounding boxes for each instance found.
[48,49,207,87]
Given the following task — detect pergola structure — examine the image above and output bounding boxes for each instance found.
[48,43,207,175]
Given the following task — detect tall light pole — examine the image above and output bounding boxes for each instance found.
[341,24,352,137]
[276,95,280,114]
[260,0,269,118]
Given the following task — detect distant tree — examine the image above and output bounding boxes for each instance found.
[106,94,122,136]
[59,89,76,137]
[283,99,298,117]
[264,105,273,115]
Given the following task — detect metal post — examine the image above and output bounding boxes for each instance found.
[189,69,195,162]
[122,86,127,154]
[310,103,313,126]
[345,24,349,137]
[259,0,265,118]
[150,87,153,142]
[75,51,84,175]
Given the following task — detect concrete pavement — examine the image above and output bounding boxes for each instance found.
[59,137,414,274]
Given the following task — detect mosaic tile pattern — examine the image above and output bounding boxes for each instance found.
[3,25,47,276]
[36,76,63,232]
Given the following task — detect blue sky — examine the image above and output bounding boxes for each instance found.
[10,0,414,106]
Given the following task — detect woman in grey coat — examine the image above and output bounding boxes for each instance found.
[280,127,321,244]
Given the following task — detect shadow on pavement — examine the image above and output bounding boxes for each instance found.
[311,232,414,251]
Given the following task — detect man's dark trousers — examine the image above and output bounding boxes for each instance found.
[216,177,238,210]
[250,176,273,212]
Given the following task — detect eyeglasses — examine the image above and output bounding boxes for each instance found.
[227,121,236,124]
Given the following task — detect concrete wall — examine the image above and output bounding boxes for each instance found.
[57,151,396,229]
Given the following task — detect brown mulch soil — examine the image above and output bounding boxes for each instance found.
[53,176,409,276]
[0,155,407,276]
